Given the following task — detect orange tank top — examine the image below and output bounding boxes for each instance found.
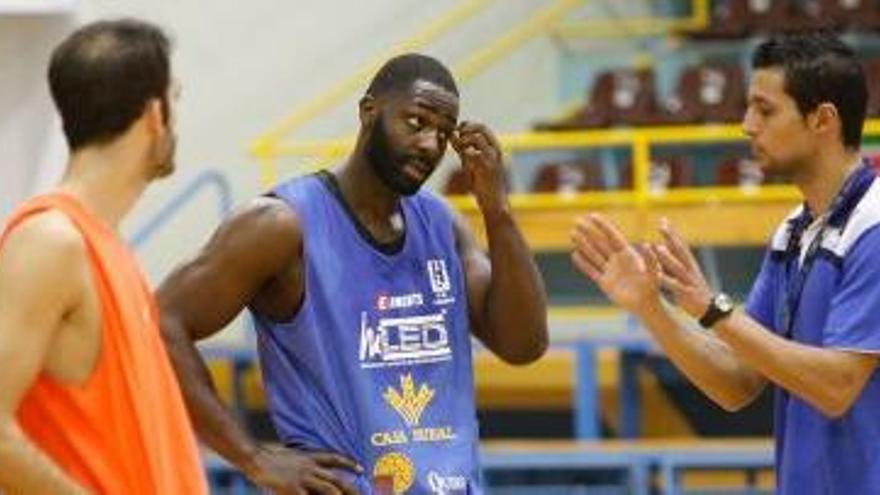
[2,192,208,494]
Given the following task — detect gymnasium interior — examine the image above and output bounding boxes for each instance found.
[5,0,880,493]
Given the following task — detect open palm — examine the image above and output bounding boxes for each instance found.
[570,214,661,313]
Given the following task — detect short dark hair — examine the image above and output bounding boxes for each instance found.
[752,32,867,149]
[366,53,458,99]
[48,18,172,151]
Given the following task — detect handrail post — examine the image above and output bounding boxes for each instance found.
[632,135,652,241]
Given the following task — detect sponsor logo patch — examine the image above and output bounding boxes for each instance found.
[359,311,452,369]
[376,292,424,311]
[373,452,415,495]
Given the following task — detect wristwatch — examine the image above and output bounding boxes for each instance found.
[698,293,735,329]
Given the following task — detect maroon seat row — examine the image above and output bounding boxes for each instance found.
[536,58,880,130]
[693,0,880,39]
[443,156,782,195]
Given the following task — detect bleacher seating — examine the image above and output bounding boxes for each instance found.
[662,64,746,125]
[536,62,748,131]
[535,68,659,130]
[531,161,608,193]
[692,0,880,38]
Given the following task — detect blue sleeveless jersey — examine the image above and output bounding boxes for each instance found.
[253,172,481,494]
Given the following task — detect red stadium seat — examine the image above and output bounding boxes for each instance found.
[660,64,746,125]
[621,156,695,192]
[716,157,765,187]
[535,68,659,130]
[531,161,607,192]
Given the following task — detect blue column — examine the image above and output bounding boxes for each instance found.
[575,342,599,438]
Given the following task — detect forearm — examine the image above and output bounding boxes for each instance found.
[636,302,764,410]
[481,206,548,364]
[714,311,870,417]
[0,421,88,494]
[161,324,263,478]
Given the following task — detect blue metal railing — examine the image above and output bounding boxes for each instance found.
[130,169,234,249]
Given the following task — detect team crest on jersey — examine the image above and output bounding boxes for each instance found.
[370,374,458,451]
[359,311,452,369]
[384,374,435,426]
[426,259,455,305]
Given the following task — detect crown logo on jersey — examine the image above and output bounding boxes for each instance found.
[383,374,435,427]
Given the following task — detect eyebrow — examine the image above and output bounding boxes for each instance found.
[411,101,457,126]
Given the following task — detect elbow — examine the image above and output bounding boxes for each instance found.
[712,380,765,413]
[717,394,754,413]
[812,370,869,419]
[819,403,850,420]
[816,390,858,419]
[498,331,549,366]
[159,312,194,344]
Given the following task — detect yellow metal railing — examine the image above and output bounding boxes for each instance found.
[252,0,722,187]
[252,0,591,186]
[454,0,585,81]
[271,118,880,213]
[553,0,710,39]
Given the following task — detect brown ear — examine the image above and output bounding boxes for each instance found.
[359,94,378,127]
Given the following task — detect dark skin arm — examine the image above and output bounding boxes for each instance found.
[157,197,361,495]
[451,121,549,364]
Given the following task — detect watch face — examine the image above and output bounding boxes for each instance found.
[716,293,734,312]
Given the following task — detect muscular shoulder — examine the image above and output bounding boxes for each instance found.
[1,210,87,270]
[0,210,88,310]
[200,196,303,273]
[220,196,302,244]
[232,195,299,230]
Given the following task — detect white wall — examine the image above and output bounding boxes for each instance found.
[0,15,73,216]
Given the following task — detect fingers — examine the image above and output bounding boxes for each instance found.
[458,121,502,149]
[303,476,343,495]
[571,249,602,282]
[307,452,362,495]
[573,221,610,262]
[309,452,364,474]
[573,215,616,259]
[658,218,700,272]
[653,244,690,282]
[311,468,358,495]
[455,121,501,159]
[659,272,688,294]
[591,214,629,251]
[636,243,662,279]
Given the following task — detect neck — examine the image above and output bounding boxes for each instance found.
[57,139,153,230]
[333,148,400,224]
[794,147,861,217]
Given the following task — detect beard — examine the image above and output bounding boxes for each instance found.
[365,113,426,196]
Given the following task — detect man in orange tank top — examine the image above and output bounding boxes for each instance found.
[0,19,207,493]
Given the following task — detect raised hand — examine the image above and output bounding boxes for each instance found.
[652,218,714,319]
[249,444,362,495]
[450,121,507,215]
[570,213,662,314]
